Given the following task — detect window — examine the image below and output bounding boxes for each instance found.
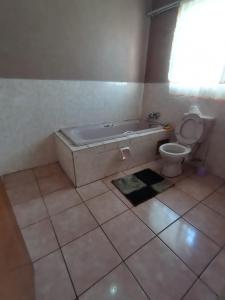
[168,0,225,99]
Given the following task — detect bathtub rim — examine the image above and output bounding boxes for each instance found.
[59,119,163,147]
[55,126,169,152]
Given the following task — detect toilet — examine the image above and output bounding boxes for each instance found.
[159,113,214,178]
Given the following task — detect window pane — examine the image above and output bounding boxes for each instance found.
[169,0,225,86]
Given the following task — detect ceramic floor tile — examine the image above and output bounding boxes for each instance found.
[13,197,48,228]
[34,250,75,300]
[147,159,164,173]
[86,191,128,224]
[191,174,224,191]
[124,160,164,176]
[204,192,225,217]
[183,280,218,300]
[62,227,121,295]
[44,187,82,216]
[169,172,189,184]
[126,237,196,300]
[22,219,58,261]
[201,250,225,297]
[176,178,214,201]
[38,174,71,195]
[217,185,225,195]
[112,188,133,208]
[132,198,179,234]
[124,162,154,175]
[169,164,195,183]
[159,219,219,275]
[51,204,98,246]
[3,169,36,189]
[7,181,41,205]
[156,187,198,215]
[102,210,155,259]
[33,163,63,179]
[77,180,109,201]
[79,264,148,300]
[184,204,225,246]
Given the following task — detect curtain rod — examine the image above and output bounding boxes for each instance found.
[147,1,180,17]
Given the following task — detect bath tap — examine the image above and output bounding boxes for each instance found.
[148,112,161,120]
[147,112,170,129]
[147,112,163,126]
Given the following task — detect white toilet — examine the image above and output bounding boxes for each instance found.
[159,113,214,177]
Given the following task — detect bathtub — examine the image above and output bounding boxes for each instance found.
[60,119,162,146]
[56,120,171,187]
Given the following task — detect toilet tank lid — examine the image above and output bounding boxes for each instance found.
[175,114,204,145]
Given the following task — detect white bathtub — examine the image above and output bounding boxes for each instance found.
[56,120,171,186]
[60,120,162,146]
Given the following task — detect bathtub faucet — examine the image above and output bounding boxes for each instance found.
[147,112,160,126]
[147,112,167,127]
[148,112,161,121]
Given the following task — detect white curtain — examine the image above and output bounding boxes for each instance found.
[168,0,225,99]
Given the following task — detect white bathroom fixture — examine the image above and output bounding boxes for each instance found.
[159,113,214,177]
[56,121,170,187]
[120,147,131,160]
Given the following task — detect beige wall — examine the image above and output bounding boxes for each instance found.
[145,0,178,82]
[0,0,151,82]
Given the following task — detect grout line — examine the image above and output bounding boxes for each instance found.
[19,215,50,230]
[32,248,61,264]
[153,181,225,247]
[14,191,83,231]
[201,201,225,220]
[180,278,199,300]
[110,188,133,209]
[77,189,111,203]
[75,168,225,280]
[198,279,220,298]
[8,162,225,299]
[57,225,99,249]
[180,247,222,300]
[33,168,79,300]
[13,188,83,230]
[99,175,225,292]
[72,165,223,297]
[76,262,124,299]
[76,190,151,299]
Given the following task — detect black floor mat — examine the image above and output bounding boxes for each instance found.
[112,168,174,207]
[134,169,164,185]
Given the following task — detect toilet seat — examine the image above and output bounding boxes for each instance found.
[160,143,191,157]
[175,114,204,146]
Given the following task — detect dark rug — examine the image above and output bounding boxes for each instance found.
[112,169,174,206]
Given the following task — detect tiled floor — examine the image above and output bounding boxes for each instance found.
[3,160,225,300]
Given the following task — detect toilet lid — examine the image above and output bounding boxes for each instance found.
[175,114,204,145]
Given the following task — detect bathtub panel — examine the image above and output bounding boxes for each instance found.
[55,136,76,186]
[73,130,171,187]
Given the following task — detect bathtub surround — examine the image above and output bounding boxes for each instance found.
[0,79,144,175]
[142,83,225,179]
[56,128,170,187]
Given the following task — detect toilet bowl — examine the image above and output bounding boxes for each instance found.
[159,113,205,178]
[160,143,191,177]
